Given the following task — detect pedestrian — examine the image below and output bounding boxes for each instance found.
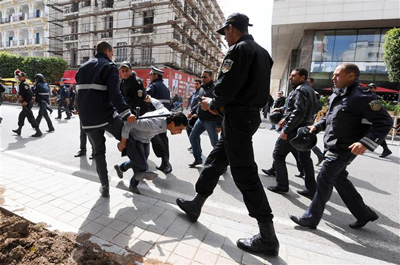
[188,70,218,167]
[147,66,173,174]
[186,79,202,151]
[68,84,76,113]
[263,95,273,118]
[367,83,392,158]
[269,91,285,130]
[176,13,279,256]
[267,68,318,199]
[12,70,42,137]
[290,63,392,229]
[33,74,55,132]
[308,77,324,166]
[75,40,135,197]
[55,80,71,120]
[115,97,188,194]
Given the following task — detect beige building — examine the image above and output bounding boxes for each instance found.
[0,0,50,57]
[271,0,400,95]
[48,0,226,76]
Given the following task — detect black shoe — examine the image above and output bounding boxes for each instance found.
[12,127,22,136]
[55,117,61,119]
[295,173,304,178]
[349,211,379,229]
[379,149,392,158]
[46,128,55,133]
[89,152,94,159]
[31,128,42,137]
[74,150,86,157]
[129,184,140,194]
[49,109,53,115]
[189,160,202,168]
[163,162,172,174]
[176,194,207,223]
[267,186,288,194]
[297,190,315,200]
[290,215,317,229]
[156,162,166,172]
[262,168,275,176]
[114,165,123,179]
[65,117,71,120]
[187,147,192,151]
[316,157,324,166]
[99,186,110,198]
[237,221,279,256]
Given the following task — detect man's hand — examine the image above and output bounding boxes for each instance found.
[281,131,288,140]
[349,142,367,156]
[118,138,127,152]
[200,97,212,111]
[21,101,28,106]
[187,113,192,118]
[308,125,317,133]
[144,95,151,102]
[127,115,136,123]
[278,119,286,128]
[271,108,280,113]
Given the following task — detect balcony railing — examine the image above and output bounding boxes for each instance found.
[0,38,47,48]
[101,31,113,38]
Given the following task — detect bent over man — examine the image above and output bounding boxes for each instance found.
[176,13,279,256]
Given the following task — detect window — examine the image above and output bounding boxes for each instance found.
[116,42,127,62]
[141,45,152,64]
[72,2,79,12]
[102,0,114,8]
[70,20,78,34]
[143,11,154,33]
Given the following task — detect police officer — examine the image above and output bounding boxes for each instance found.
[119,61,149,115]
[68,83,76,113]
[267,68,318,200]
[75,41,135,197]
[34,73,55,132]
[12,70,42,137]
[55,80,71,120]
[290,63,392,230]
[176,13,279,256]
[147,66,172,174]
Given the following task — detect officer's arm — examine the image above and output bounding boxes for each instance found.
[358,96,393,151]
[283,89,307,134]
[24,85,33,103]
[146,83,155,97]
[209,46,250,110]
[105,65,131,119]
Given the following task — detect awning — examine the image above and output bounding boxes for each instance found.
[61,70,77,84]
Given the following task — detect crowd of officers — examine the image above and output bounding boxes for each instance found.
[5,12,395,259]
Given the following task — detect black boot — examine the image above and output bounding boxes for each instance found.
[380,148,392,158]
[176,194,208,222]
[31,128,42,137]
[237,221,279,256]
[12,126,22,136]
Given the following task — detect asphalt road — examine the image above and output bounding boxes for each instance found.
[1,103,399,263]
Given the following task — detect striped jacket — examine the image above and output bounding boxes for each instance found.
[75,53,131,130]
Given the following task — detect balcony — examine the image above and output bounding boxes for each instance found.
[101,31,113,38]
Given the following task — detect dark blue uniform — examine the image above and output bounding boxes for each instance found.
[75,52,131,190]
[17,80,39,129]
[302,81,392,227]
[34,81,54,131]
[56,85,71,119]
[147,77,171,171]
[120,73,149,115]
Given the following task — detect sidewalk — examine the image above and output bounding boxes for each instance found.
[0,152,390,265]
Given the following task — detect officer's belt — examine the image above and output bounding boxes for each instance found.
[76,84,107,91]
[224,105,260,112]
[158,99,170,103]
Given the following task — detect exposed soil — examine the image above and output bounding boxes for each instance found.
[0,206,169,265]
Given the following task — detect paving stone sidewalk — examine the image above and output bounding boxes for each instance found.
[0,153,389,265]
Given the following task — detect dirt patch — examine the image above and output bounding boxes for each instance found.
[0,208,170,265]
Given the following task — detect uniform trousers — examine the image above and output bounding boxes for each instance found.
[195,111,274,223]
[36,101,54,130]
[86,117,123,187]
[151,132,169,161]
[57,100,71,118]
[304,151,375,225]
[273,132,316,193]
[18,101,39,129]
[312,146,324,160]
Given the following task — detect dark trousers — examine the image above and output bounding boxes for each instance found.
[304,151,375,225]
[195,111,274,223]
[86,117,123,187]
[120,138,150,187]
[18,101,38,129]
[57,100,71,118]
[79,121,88,151]
[151,132,169,161]
[36,101,54,130]
[271,149,303,173]
[273,133,316,193]
[312,146,324,160]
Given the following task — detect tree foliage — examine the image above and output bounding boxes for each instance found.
[0,52,67,83]
[383,28,400,82]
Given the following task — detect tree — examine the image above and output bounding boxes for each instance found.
[383,28,400,83]
[0,52,24,78]
[23,56,67,83]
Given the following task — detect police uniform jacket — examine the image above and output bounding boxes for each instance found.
[192,81,217,121]
[34,81,50,104]
[283,82,318,134]
[69,87,76,103]
[147,77,171,110]
[18,80,33,103]
[208,35,273,111]
[315,81,392,153]
[57,85,69,103]
[120,74,149,115]
[75,53,131,130]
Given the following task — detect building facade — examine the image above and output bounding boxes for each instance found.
[48,0,226,76]
[271,0,400,96]
[0,0,50,57]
